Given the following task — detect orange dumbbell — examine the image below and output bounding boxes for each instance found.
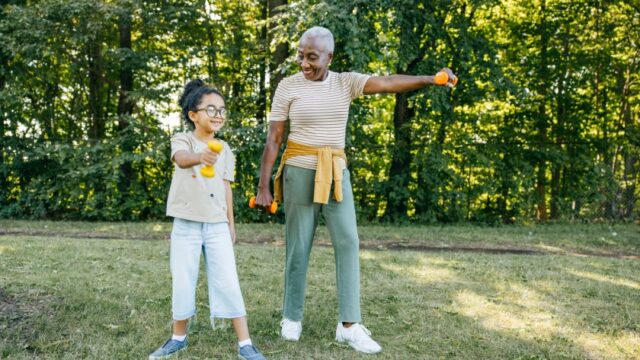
[434,71,458,88]
[249,196,277,214]
[200,140,223,178]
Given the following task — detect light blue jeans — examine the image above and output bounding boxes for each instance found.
[170,218,246,320]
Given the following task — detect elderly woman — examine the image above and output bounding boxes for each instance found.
[255,26,456,354]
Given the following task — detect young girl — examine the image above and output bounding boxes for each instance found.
[149,79,265,360]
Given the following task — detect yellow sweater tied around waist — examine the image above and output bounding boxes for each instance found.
[274,141,347,205]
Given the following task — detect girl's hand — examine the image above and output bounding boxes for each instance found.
[229,224,237,244]
[199,148,219,166]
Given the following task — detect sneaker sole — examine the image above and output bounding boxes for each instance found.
[335,338,381,354]
[148,345,188,360]
[281,335,300,341]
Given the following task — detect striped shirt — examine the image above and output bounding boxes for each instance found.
[268,71,370,169]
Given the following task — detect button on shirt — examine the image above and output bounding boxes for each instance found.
[166,132,235,223]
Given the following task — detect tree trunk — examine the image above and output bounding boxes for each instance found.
[0,46,7,203]
[42,60,59,141]
[383,88,413,221]
[621,60,638,218]
[536,0,549,221]
[268,0,288,102]
[117,11,135,214]
[550,167,562,219]
[256,1,268,125]
[88,37,104,140]
[117,12,134,120]
[205,2,218,85]
[0,47,7,168]
[551,29,570,220]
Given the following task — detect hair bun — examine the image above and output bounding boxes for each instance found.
[179,79,206,107]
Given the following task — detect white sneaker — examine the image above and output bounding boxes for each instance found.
[335,323,382,354]
[280,318,302,341]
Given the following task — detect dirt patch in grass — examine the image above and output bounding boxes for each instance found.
[2,229,638,260]
[0,287,59,355]
[0,287,19,316]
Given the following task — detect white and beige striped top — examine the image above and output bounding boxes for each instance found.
[268,71,370,170]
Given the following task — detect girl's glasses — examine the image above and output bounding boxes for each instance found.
[195,105,227,118]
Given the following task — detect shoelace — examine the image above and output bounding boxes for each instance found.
[240,345,258,355]
[281,319,301,330]
[351,324,373,340]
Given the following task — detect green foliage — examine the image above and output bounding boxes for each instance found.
[0,120,171,220]
[0,0,638,223]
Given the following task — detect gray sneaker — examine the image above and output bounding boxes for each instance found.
[149,338,188,359]
[238,344,266,360]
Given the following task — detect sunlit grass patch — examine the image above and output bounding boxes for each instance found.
[376,255,461,284]
[567,269,640,290]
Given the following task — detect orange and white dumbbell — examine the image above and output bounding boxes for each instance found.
[249,196,277,214]
[434,71,458,88]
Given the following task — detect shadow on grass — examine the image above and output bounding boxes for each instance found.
[355,251,639,359]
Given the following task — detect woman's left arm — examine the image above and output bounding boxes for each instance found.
[363,68,456,94]
[224,180,236,244]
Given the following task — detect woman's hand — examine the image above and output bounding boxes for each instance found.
[255,187,275,211]
[437,67,457,87]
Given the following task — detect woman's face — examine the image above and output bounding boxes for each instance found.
[296,37,333,81]
[189,93,226,133]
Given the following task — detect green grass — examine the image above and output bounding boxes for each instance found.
[1,222,639,359]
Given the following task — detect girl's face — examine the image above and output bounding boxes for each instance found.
[189,93,226,134]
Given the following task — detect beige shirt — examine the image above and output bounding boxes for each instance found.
[166,132,235,223]
[268,71,370,170]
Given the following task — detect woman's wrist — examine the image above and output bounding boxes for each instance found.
[425,75,435,86]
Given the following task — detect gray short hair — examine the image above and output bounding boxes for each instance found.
[300,26,334,53]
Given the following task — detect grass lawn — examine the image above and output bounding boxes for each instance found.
[1,221,639,359]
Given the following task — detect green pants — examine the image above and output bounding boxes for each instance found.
[282,165,361,323]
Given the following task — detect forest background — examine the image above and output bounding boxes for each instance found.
[1,0,638,225]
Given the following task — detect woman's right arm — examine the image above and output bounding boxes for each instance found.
[256,121,286,207]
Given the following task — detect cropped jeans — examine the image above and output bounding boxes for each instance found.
[170,218,246,321]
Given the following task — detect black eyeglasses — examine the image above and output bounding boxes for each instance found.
[195,105,227,118]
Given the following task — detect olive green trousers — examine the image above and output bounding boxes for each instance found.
[282,165,362,323]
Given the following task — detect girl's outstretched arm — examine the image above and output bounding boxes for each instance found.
[173,149,218,169]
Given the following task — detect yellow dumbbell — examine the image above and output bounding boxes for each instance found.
[200,140,223,177]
